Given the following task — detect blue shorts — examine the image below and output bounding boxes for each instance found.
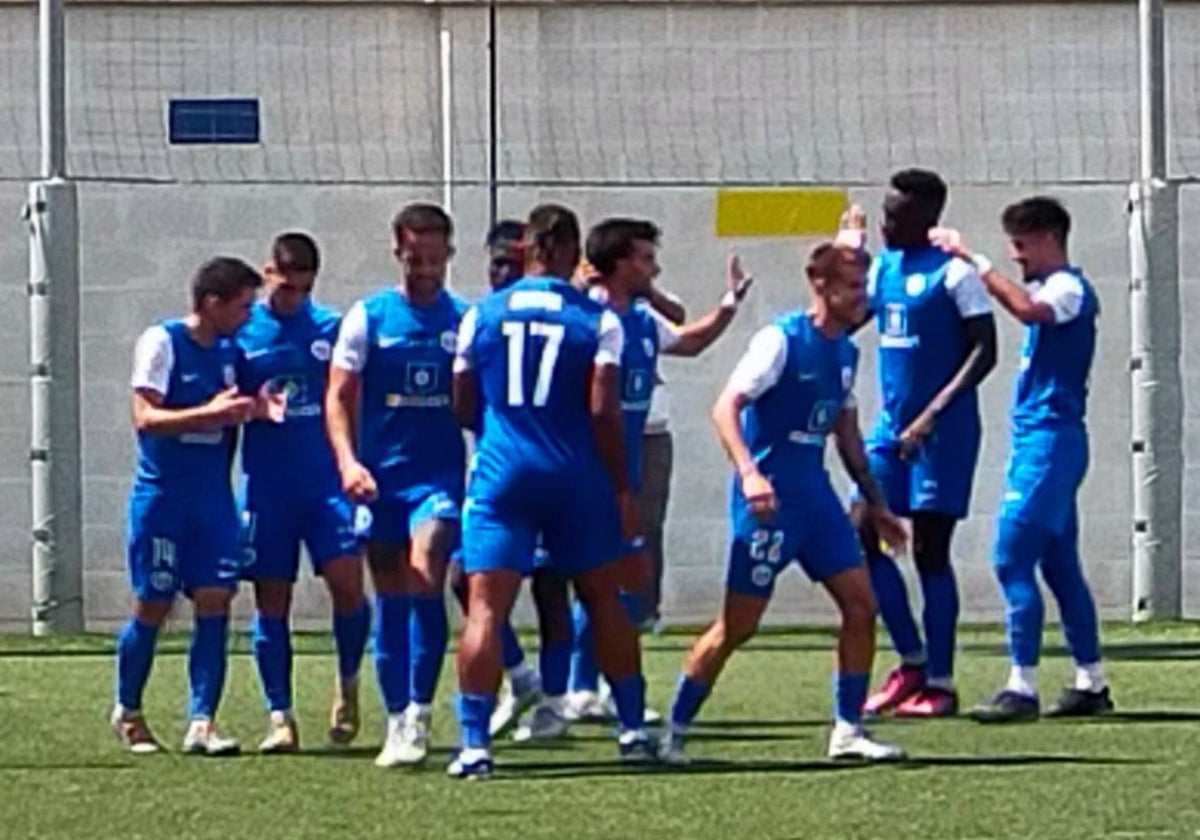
[462,472,623,578]
[364,485,461,546]
[726,477,862,599]
[239,478,359,583]
[866,422,981,519]
[127,485,241,601]
[1000,428,1088,536]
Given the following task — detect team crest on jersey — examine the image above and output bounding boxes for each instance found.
[751,564,774,588]
[310,339,331,361]
[440,330,458,354]
[223,364,236,387]
[905,273,927,296]
[642,337,656,358]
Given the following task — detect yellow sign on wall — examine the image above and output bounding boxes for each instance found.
[715,188,847,237]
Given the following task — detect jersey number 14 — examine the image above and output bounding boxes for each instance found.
[502,320,564,407]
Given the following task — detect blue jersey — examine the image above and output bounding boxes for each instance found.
[617,303,666,491]
[336,287,467,500]
[1012,268,1098,436]
[870,247,987,438]
[131,319,239,498]
[236,300,340,490]
[737,312,858,498]
[463,276,621,499]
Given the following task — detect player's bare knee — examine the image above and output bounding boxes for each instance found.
[134,599,172,626]
[912,514,955,576]
[254,580,292,618]
[323,558,365,614]
[192,587,233,616]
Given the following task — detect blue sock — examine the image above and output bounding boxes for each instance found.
[1041,511,1102,666]
[374,593,412,714]
[188,615,230,720]
[608,673,646,731]
[994,517,1047,668]
[501,622,525,671]
[115,618,159,711]
[540,639,572,697]
[833,672,870,726]
[456,692,495,750]
[669,674,711,729]
[919,568,959,682]
[867,552,924,664]
[410,595,448,705]
[569,601,600,693]
[332,601,371,683]
[252,614,292,713]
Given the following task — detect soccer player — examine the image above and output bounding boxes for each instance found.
[860,169,998,718]
[111,257,269,755]
[560,218,751,727]
[660,236,908,764]
[928,198,1113,721]
[326,203,466,767]
[485,219,526,291]
[236,233,371,753]
[449,203,652,779]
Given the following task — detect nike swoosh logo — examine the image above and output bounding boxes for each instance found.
[243,348,271,359]
[181,373,199,382]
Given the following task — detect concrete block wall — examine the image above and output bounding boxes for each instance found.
[0,1,1198,629]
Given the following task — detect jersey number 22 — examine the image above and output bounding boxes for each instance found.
[502,320,564,407]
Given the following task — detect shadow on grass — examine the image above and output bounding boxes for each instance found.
[964,641,1200,662]
[490,752,1146,781]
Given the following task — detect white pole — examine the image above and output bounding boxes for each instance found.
[440,25,453,217]
[28,0,83,635]
[1129,0,1182,621]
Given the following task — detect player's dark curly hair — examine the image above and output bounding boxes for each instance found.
[1002,196,1071,248]
[271,231,320,274]
[890,168,948,218]
[585,218,660,276]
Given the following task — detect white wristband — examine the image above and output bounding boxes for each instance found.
[720,289,739,310]
[972,253,994,276]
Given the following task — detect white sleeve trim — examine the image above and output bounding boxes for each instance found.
[944,258,993,318]
[331,300,369,373]
[453,306,480,373]
[130,325,173,395]
[595,309,624,367]
[646,305,681,351]
[1032,271,1085,324]
[726,325,788,401]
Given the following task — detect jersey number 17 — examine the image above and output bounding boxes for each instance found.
[501,320,564,407]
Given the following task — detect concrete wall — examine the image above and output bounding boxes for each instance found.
[1,1,1199,630]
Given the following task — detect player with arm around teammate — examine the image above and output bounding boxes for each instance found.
[449,204,654,779]
[930,197,1113,722]
[111,257,272,755]
[325,204,467,768]
[660,239,908,765]
[235,233,371,753]
[858,170,999,718]
[535,218,753,733]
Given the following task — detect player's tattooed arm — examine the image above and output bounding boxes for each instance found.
[834,405,909,549]
[833,406,885,508]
